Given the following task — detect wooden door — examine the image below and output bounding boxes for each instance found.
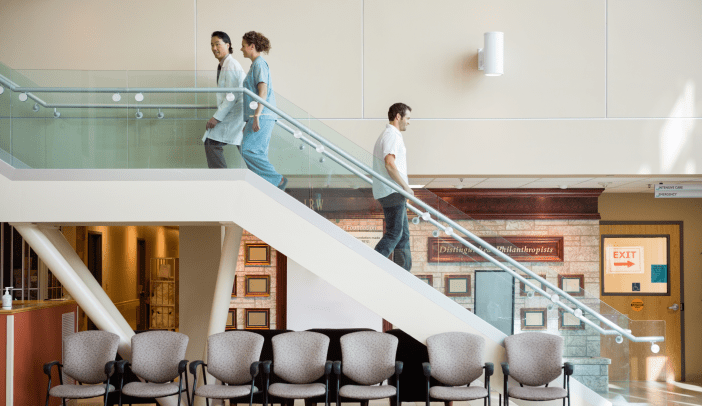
[600,222,683,382]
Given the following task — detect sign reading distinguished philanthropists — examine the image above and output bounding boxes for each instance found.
[428,236,564,263]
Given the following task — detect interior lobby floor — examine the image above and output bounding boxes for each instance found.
[73,381,702,406]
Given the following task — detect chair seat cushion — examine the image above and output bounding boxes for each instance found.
[430,385,488,400]
[509,386,568,401]
[339,384,397,399]
[49,383,114,399]
[122,381,181,398]
[268,382,326,398]
[196,384,258,399]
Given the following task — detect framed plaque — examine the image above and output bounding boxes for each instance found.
[245,275,271,297]
[559,310,584,330]
[226,309,237,330]
[520,274,546,297]
[521,308,547,330]
[558,274,585,296]
[245,244,271,265]
[416,275,433,286]
[245,309,270,329]
[445,275,471,297]
[231,277,237,297]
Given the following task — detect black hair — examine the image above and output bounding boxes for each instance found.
[211,31,233,54]
[388,103,412,121]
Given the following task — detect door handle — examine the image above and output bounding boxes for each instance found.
[668,303,679,311]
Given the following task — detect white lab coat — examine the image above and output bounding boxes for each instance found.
[203,54,246,145]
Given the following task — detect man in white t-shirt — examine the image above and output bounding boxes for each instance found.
[372,103,413,271]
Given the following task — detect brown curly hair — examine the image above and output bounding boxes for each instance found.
[242,31,271,53]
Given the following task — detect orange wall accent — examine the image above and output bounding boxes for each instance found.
[0,315,6,404]
[12,304,77,406]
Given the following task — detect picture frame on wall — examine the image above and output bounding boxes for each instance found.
[559,309,584,330]
[245,275,271,297]
[558,274,585,296]
[521,308,547,330]
[519,274,546,297]
[245,243,271,265]
[226,309,236,330]
[445,275,471,297]
[231,277,237,297]
[416,275,433,286]
[245,308,270,329]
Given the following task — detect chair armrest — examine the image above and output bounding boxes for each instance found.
[563,362,574,376]
[501,362,509,376]
[178,360,189,375]
[333,360,341,375]
[395,361,403,375]
[43,361,62,377]
[104,360,117,378]
[422,362,431,378]
[324,360,333,376]
[484,362,494,377]
[261,360,272,375]
[115,360,130,374]
[250,361,261,377]
[189,360,205,376]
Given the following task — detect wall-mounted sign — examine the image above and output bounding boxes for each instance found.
[601,235,669,296]
[605,246,644,274]
[654,184,702,198]
[342,225,383,249]
[427,236,564,263]
[631,299,644,312]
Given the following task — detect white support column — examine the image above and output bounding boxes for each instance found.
[11,224,134,358]
[208,225,242,338]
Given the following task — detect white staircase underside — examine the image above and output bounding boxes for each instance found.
[0,160,611,406]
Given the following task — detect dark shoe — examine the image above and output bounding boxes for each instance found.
[278,176,288,191]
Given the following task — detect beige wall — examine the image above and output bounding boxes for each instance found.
[599,194,702,382]
[1,0,700,175]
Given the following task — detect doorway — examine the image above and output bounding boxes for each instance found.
[600,221,683,382]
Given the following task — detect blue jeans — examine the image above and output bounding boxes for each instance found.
[374,193,412,271]
[242,119,283,186]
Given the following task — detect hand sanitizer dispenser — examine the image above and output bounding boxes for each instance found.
[2,287,11,310]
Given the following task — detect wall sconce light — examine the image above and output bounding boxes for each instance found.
[478,32,504,76]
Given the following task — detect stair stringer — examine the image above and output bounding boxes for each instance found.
[0,164,610,406]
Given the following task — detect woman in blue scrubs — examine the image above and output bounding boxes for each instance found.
[240,31,287,190]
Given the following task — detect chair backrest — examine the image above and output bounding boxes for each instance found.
[207,331,264,384]
[340,331,398,385]
[63,331,120,384]
[272,331,329,384]
[504,332,563,387]
[131,331,188,383]
[426,332,484,386]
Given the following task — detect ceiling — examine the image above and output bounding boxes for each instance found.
[408,176,702,193]
[285,175,702,193]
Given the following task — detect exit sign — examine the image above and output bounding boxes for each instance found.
[605,246,644,274]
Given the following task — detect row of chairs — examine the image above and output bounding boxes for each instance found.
[44,330,573,406]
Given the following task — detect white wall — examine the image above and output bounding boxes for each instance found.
[287,258,382,331]
[1,0,701,176]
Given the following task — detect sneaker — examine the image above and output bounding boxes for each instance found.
[278,176,288,191]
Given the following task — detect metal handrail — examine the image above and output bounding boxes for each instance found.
[0,74,664,344]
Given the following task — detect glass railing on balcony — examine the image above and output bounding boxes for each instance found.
[0,64,667,399]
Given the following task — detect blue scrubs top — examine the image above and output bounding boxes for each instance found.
[243,56,278,121]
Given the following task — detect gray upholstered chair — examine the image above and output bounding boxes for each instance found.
[43,330,121,406]
[265,331,333,406]
[422,332,494,406]
[333,331,402,406]
[116,331,190,406]
[189,330,265,406]
[501,332,574,406]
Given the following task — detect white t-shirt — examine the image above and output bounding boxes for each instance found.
[372,124,408,200]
